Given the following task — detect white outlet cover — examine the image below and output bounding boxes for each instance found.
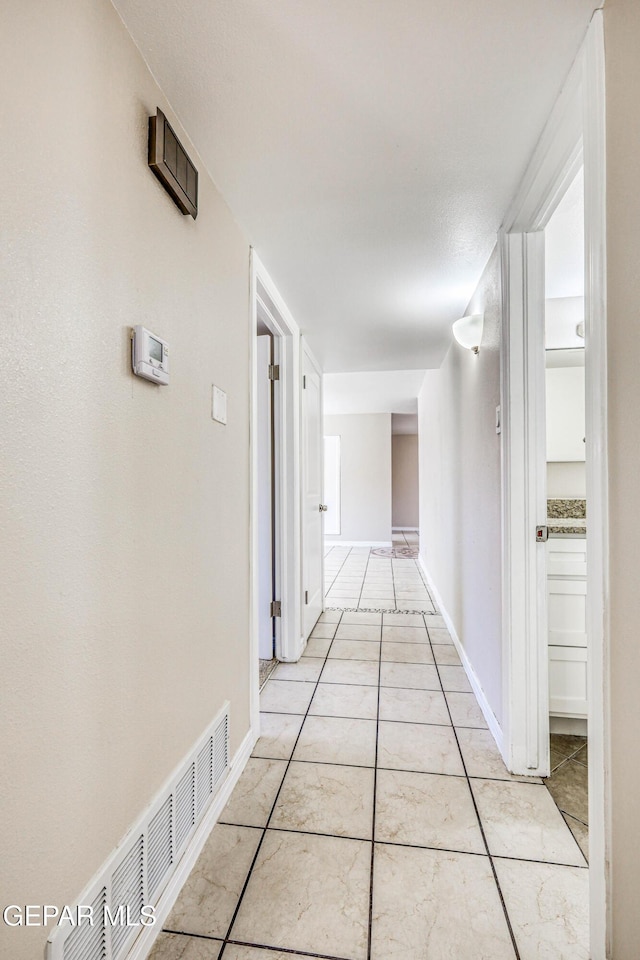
[212,385,227,425]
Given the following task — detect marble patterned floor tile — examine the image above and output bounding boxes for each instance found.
[380,640,434,664]
[270,761,375,839]
[310,622,338,639]
[375,769,485,854]
[381,625,429,643]
[378,720,464,776]
[318,610,342,623]
[379,661,440,690]
[166,823,262,938]
[427,626,455,645]
[379,687,450,725]
[341,611,383,625]
[445,691,487,728]
[326,597,361,609]
[223,948,311,960]
[252,713,304,761]
[471,779,587,866]
[302,637,332,658]
[272,659,324,682]
[359,598,396,609]
[309,682,379,720]
[549,733,587,763]
[320,659,380,686]
[230,831,370,960]
[259,679,316,715]
[383,613,425,627]
[437,664,472,692]
[220,757,287,828]
[335,623,382,641]
[494,857,589,959]
[432,644,462,666]
[562,812,589,862]
[329,639,381,661]
[149,933,222,960]
[293,715,377,767]
[456,727,543,783]
[425,615,446,628]
[545,758,589,825]
[360,590,396,600]
[371,844,516,960]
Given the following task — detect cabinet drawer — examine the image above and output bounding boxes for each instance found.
[548,578,587,647]
[549,645,587,718]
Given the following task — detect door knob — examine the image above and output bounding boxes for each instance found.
[319,504,328,512]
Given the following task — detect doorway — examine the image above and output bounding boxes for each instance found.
[256,323,277,686]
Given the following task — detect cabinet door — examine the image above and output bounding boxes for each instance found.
[547,539,587,578]
[549,645,587,717]
[548,578,587,647]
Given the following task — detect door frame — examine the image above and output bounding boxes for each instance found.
[300,338,325,638]
[250,251,303,729]
[499,12,609,956]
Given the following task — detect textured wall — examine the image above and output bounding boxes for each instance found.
[324,414,392,543]
[392,434,419,528]
[418,247,503,723]
[604,0,640,953]
[0,2,251,958]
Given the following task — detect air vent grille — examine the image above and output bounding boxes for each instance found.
[195,737,214,817]
[148,796,173,898]
[110,835,144,959]
[175,762,195,854]
[63,887,106,960]
[214,714,229,786]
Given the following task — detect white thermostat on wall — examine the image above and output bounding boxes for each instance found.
[131,325,169,385]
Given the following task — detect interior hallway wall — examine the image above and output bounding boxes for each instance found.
[418,247,503,723]
[392,434,419,528]
[324,413,392,543]
[605,0,640,952]
[0,2,252,958]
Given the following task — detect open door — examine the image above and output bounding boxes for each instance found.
[302,342,324,638]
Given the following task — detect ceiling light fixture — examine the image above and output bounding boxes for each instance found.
[452,313,484,355]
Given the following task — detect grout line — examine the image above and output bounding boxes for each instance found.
[428,638,522,960]
[218,611,344,958]
[366,596,383,960]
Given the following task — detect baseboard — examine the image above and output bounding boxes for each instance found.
[549,715,588,736]
[324,540,392,548]
[418,555,504,754]
[392,527,419,532]
[127,722,258,960]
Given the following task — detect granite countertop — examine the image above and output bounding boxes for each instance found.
[547,498,586,537]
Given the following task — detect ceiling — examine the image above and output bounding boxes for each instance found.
[114,0,598,372]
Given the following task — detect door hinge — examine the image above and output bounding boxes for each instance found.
[270,600,281,617]
[304,590,309,605]
[268,364,280,381]
[303,375,306,388]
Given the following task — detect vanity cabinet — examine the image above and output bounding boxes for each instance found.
[547,538,588,718]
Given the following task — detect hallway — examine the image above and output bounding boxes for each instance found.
[152,610,588,960]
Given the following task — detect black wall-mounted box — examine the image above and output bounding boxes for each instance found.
[148,108,198,219]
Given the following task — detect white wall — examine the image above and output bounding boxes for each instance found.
[392,434,419,528]
[547,462,586,498]
[324,414,392,543]
[419,247,503,722]
[0,3,252,958]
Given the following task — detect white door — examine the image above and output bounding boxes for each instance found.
[302,343,324,638]
[257,335,274,659]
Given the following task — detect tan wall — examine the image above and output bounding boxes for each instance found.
[0,2,251,958]
[418,248,503,722]
[324,414,392,543]
[604,1,640,953]
[392,434,419,528]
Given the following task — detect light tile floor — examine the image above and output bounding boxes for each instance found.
[152,611,589,960]
[324,532,436,613]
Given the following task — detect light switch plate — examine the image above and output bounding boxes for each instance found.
[212,385,227,425]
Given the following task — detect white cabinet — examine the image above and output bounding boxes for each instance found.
[546,366,586,462]
[547,538,588,718]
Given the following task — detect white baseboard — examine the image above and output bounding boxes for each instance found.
[324,540,392,548]
[127,722,258,960]
[418,555,504,754]
[392,527,419,532]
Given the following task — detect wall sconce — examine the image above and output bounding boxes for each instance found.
[452,313,484,354]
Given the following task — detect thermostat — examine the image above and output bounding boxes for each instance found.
[131,325,169,385]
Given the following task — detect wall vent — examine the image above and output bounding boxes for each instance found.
[47,704,230,960]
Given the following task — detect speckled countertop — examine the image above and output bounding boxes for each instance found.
[548,498,586,537]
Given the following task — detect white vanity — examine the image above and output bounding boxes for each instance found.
[547,535,587,718]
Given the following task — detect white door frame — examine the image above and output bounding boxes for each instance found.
[500,12,609,957]
[250,251,303,730]
[301,338,325,638]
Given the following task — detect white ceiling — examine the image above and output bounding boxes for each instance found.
[114,0,598,372]
[324,370,425,416]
